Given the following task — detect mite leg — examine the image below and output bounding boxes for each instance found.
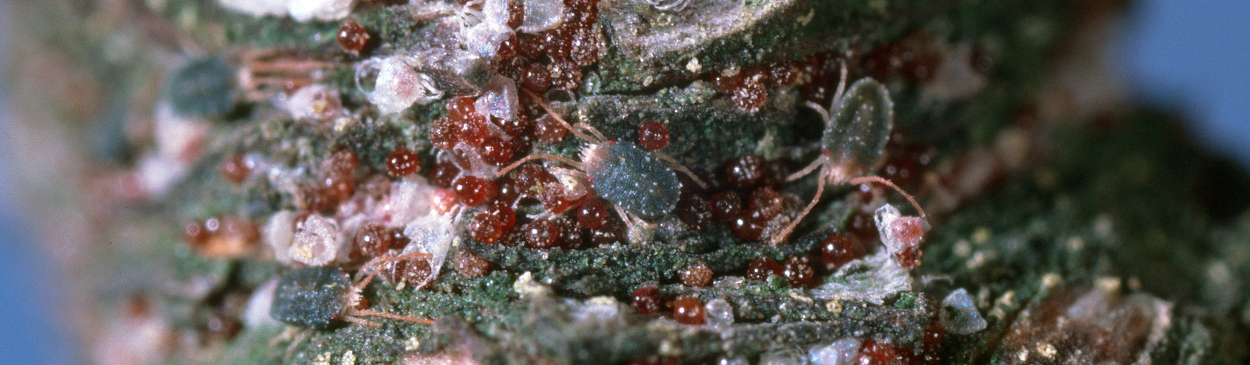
[342,316,381,327]
[613,205,655,245]
[828,61,849,112]
[522,89,599,143]
[803,101,831,124]
[495,154,583,178]
[573,122,607,142]
[786,153,827,182]
[847,176,926,218]
[770,164,830,246]
[355,251,432,284]
[351,309,436,325]
[654,152,708,189]
[282,329,310,362]
[345,252,434,308]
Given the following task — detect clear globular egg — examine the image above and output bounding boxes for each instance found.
[518,0,566,33]
[703,298,734,327]
[807,338,862,365]
[940,288,987,335]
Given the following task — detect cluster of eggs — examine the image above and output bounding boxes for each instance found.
[178,2,956,358]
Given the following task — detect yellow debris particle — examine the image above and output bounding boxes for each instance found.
[972,228,991,244]
[966,252,987,270]
[686,58,702,73]
[333,117,354,132]
[825,299,842,314]
[1095,276,1122,292]
[988,307,1006,320]
[513,272,550,297]
[798,9,815,26]
[587,296,618,306]
[988,290,1017,320]
[1041,273,1062,289]
[787,290,813,303]
[1066,237,1085,251]
[659,340,681,357]
[953,239,972,257]
[313,352,332,365]
[1037,343,1057,359]
[995,290,1017,308]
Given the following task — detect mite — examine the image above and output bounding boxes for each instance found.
[495,90,706,243]
[771,63,927,245]
[269,253,435,328]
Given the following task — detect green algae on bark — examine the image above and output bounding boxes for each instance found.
[6,0,1248,363]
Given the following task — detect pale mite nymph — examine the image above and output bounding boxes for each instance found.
[770,63,928,250]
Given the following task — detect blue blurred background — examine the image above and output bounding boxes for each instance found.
[0,2,84,363]
[0,0,1247,363]
[1124,0,1250,168]
[0,0,80,361]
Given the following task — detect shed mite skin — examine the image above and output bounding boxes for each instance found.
[495,90,708,244]
[269,252,436,328]
[770,63,928,245]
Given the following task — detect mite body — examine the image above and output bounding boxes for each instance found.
[772,64,926,245]
[166,56,237,118]
[269,254,434,328]
[815,77,895,184]
[270,266,353,328]
[581,140,682,220]
[496,91,703,243]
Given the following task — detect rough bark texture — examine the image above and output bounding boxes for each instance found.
[4,0,1247,364]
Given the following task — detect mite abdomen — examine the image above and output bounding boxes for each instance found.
[825,78,894,171]
[587,142,681,220]
[270,267,351,328]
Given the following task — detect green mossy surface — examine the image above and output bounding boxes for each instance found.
[9,0,1250,363]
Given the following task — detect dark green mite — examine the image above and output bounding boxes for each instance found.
[499,91,707,244]
[269,259,435,328]
[270,267,352,328]
[584,141,682,221]
[165,56,237,118]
